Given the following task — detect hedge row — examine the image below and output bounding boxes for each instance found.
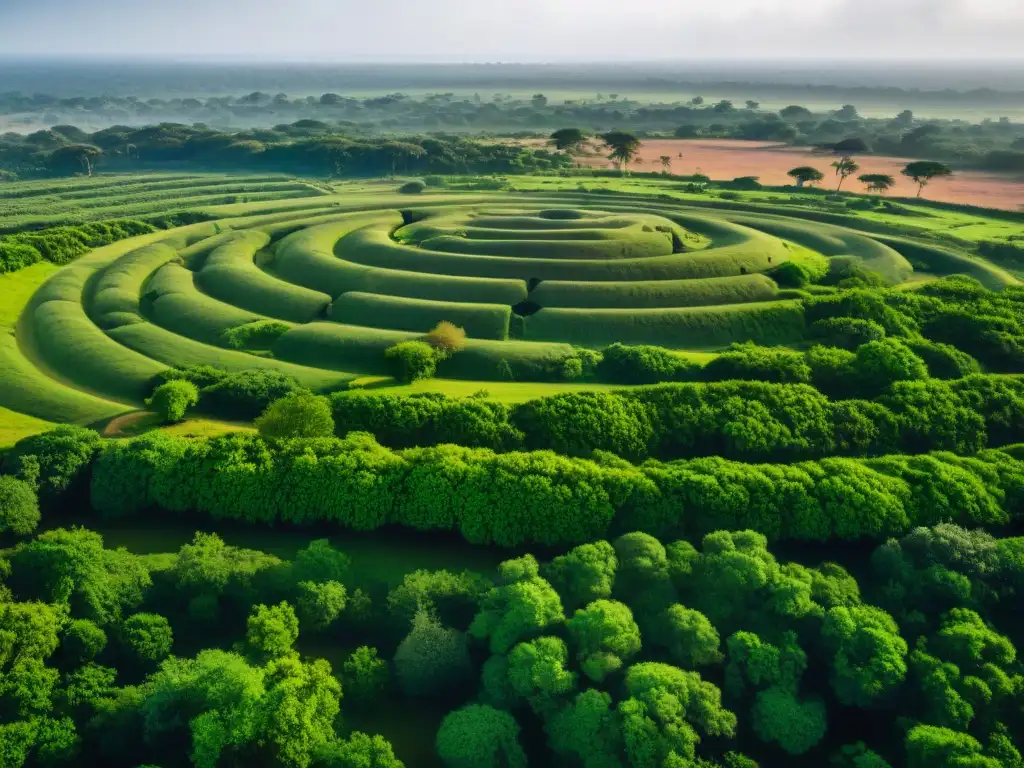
[0,219,154,274]
[88,431,1024,547]
[331,375,1024,462]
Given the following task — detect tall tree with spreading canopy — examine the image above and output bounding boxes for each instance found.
[787,166,824,187]
[549,128,588,154]
[600,131,642,173]
[901,161,954,197]
[859,174,895,194]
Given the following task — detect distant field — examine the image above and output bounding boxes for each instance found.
[518,138,1024,211]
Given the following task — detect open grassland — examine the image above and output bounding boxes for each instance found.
[0,173,1019,429]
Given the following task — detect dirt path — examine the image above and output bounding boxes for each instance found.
[522,138,1024,211]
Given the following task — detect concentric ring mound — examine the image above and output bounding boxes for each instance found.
[4,187,1011,423]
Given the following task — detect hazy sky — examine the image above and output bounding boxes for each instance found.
[2,0,1023,61]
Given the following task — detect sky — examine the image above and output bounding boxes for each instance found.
[1,0,1023,61]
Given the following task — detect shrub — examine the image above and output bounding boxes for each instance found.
[156,365,227,390]
[422,321,468,358]
[146,380,200,424]
[385,340,437,383]
[436,704,527,768]
[296,580,347,630]
[202,369,303,420]
[0,241,42,274]
[0,476,41,535]
[853,338,929,395]
[394,609,472,698]
[597,343,702,384]
[342,646,390,702]
[2,425,102,503]
[399,180,426,194]
[703,343,812,385]
[810,317,886,350]
[121,613,173,663]
[63,619,107,663]
[906,339,980,380]
[220,320,291,350]
[771,261,812,288]
[255,391,335,439]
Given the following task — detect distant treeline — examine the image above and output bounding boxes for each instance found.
[1,89,1022,173]
[0,122,573,179]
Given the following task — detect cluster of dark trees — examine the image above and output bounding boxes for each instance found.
[0,122,573,180]
[1,508,1023,767]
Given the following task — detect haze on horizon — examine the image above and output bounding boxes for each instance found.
[2,0,1023,62]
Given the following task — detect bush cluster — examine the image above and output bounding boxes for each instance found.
[0,219,154,273]
[87,430,1023,547]
[331,375,1024,463]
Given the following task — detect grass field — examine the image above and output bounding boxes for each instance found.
[0,172,1019,435]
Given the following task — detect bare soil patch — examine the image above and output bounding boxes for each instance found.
[523,138,1024,211]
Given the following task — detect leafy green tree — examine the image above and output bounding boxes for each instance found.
[549,128,588,153]
[385,341,437,383]
[660,604,722,669]
[436,704,527,768]
[296,580,347,631]
[342,646,389,703]
[600,131,642,172]
[394,609,472,697]
[859,174,895,194]
[387,568,490,629]
[7,527,150,625]
[832,157,860,191]
[905,724,999,768]
[724,630,807,697]
[567,600,641,682]
[62,619,107,664]
[901,161,953,197]
[470,555,564,653]
[1,425,101,503]
[146,380,199,423]
[831,742,893,767]
[931,608,1015,671]
[292,539,351,584]
[612,533,677,630]
[787,166,825,187]
[246,602,300,660]
[542,540,617,611]
[507,636,578,714]
[121,613,173,663]
[752,686,827,755]
[822,605,907,707]
[854,338,929,395]
[546,689,624,768]
[256,391,335,439]
[0,476,40,535]
[316,731,405,767]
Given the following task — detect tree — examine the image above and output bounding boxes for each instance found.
[600,131,642,172]
[752,686,827,755]
[901,161,953,197]
[566,600,642,682]
[832,157,860,191]
[787,166,825,187]
[859,174,895,194]
[745,100,760,110]
[661,604,722,669]
[506,635,577,714]
[121,613,173,663]
[822,605,908,707]
[436,704,527,768]
[470,555,564,653]
[546,689,624,768]
[549,128,588,153]
[255,391,335,439]
[532,93,548,108]
[394,608,472,697]
[62,619,108,663]
[905,725,1000,768]
[854,338,929,395]
[246,602,299,661]
[316,732,404,768]
[0,476,40,535]
[295,580,347,630]
[49,144,102,176]
[146,380,199,423]
[781,105,813,120]
[342,646,390,703]
[659,155,672,174]
[385,341,437,383]
[543,540,617,611]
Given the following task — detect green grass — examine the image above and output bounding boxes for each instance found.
[1,174,1020,430]
[330,291,512,340]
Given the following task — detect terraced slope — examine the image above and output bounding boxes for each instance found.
[4,182,1013,425]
